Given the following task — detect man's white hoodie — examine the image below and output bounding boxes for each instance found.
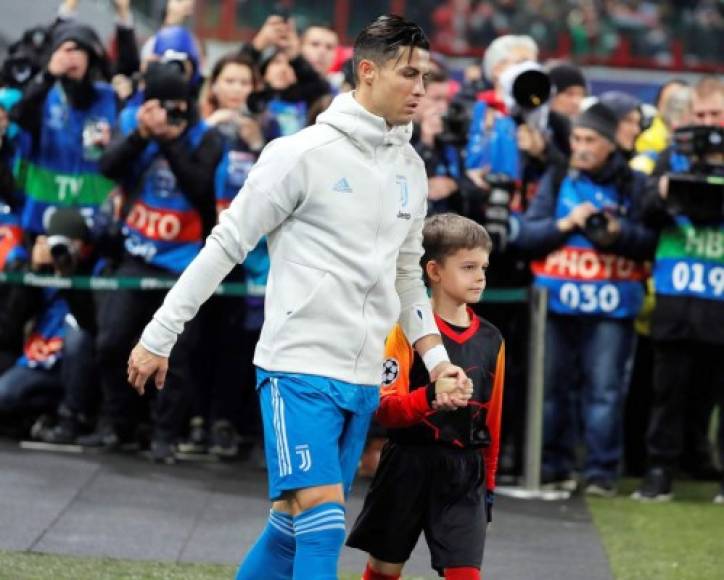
[140,92,440,386]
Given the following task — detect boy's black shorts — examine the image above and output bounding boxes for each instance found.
[347,442,487,575]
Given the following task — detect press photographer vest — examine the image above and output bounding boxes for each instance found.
[19,82,117,234]
[532,174,647,318]
[465,101,519,179]
[121,120,210,273]
[653,152,724,303]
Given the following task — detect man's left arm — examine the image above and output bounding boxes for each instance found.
[394,191,466,385]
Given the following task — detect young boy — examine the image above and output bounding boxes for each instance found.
[347,213,505,580]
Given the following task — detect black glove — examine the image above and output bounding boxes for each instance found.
[485,489,494,523]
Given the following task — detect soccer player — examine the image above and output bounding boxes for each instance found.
[347,214,505,580]
[126,15,469,580]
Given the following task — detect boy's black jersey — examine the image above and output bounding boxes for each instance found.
[377,308,505,491]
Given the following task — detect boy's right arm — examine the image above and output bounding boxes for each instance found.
[134,141,302,366]
[375,327,470,428]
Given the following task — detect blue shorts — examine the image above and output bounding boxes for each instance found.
[256,368,379,501]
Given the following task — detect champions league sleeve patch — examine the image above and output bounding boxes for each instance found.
[381,358,400,386]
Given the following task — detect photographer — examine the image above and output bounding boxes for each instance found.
[240,14,331,136]
[514,102,657,496]
[633,76,724,504]
[84,61,223,463]
[0,209,97,436]
[11,21,117,237]
[178,52,268,458]
[463,35,563,477]
[411,70,471,216]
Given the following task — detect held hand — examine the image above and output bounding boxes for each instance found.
[127,342,168,395]
[47,47,70,77]
[517,124,545,159]
[31,236,53,270]
[428,176,458,201]
[558,202,597,232]
[252,15,288,51]
[136,100,165,139]
[466,166,491,191]
[430,363,472,411]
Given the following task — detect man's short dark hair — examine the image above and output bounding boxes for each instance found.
[421,213,492,286]
[302,22,337,40]
[353,15,429,81]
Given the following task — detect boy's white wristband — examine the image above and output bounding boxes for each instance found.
[422,344,450,373]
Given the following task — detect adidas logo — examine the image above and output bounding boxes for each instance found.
[332,177,353,193]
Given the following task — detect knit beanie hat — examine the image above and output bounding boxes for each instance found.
[549,63,587,93]
[574,102,618,143]
[599,90,641,121]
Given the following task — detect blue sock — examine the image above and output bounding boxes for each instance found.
[236,509,296,580]
[292,502,346,580]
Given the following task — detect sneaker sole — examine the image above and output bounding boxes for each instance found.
[585,487,617,498]
[630,491,673,502]
[542,480,578,493]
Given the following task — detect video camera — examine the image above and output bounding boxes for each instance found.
[666,125,724,222]
[499,60,551,132]
[1,26,49,88]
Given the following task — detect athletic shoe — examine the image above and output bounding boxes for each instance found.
[78,421,138,451]
[177,416,207,454]
[29,414,55,441]
[209,420,239,458]
[714,481,724,505]
[38,405,94,445]
[631,467,673,502]
[585,478,617,498]
[541,471,578,493]
[149,439,176,465]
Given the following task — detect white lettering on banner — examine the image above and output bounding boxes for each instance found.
[559,283,621,313]
[127,205,182,241]
[543,249,640,281]
[671,262,724,296]
[685,229,724,260]
[55,176,84,201]
[124,236,158,261]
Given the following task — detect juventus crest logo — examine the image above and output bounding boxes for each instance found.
[295,444,312,472]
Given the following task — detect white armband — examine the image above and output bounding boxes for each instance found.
[422,344,450,373]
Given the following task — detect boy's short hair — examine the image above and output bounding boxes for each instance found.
[421,213,492,285]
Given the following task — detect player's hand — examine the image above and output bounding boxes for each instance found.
[431,364,473,411]
[127,342,168,395]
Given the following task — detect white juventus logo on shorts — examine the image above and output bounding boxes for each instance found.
[295,444,312,472]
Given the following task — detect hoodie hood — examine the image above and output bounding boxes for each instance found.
[316,91,413,156]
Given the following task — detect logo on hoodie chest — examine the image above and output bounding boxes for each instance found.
[396,175,411,220]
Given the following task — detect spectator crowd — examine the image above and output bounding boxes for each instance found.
[0,0,722,504]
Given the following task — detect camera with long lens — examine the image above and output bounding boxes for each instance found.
[499,61,551,132]
[437,100,472,146]
[583,211,617,247]
[143,61,191,126]
[47,235,78,274]
[666,125,724,223]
